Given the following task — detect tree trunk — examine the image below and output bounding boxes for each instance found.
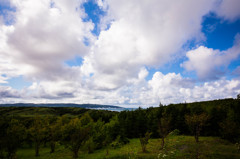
[43,140,47,147]
[35,143,39,157]
[88,145,93,154]
[161,137,165,149]
[50,142,55,153]
[7,151,16,159]
[142,145,146,153]
[106,148,109,156]
[195,145,199,159]
[195,126,199,143]
[28,141,33,148]
[73,150,78,158]
[195,134,199,143]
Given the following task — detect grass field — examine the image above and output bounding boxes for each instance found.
[16,136,240,159]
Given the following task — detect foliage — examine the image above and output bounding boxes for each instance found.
[5,119,26,159]
[61,115,91,158]
[47,116,65,153]
[1,98,239,142]
[236,142,240,151]
[91,119,106,149]
[83,137,95,154]
[15,136,240,159]
[0,98,240,158]
[28,116,47,156]
[140,132,152,152]
[168,129,180,136]
[185,113,209,143]
[158,112,171,149]
[219,119,240,142]
[111,136,123,149]
[102,116,120,155]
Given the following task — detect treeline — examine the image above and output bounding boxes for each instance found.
[117,98,240,139]
[0,98,239,158]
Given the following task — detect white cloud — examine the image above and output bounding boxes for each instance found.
[182,34,240,80]
[1,71,240,107]
[0,25,22,81]
[0,86,21,100]
[140,72,240,105]
[233,66,240,78]
[81,0,216,90]
[147,72,194,104]
[215,0,240,21]
[181,46,223,79]
[0,0,94,81]
[0,76,8,84]
[1,0,240,106]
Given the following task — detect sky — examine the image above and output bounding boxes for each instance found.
[0,0,240,107]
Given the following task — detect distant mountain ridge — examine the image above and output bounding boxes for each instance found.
[0,103,122,109]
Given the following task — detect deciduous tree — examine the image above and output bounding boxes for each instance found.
[158,113,171,149]
[28,116,46,157]
[140,132,152,152]
[62,114,92,158]
[185,113,209,143]
[6,119,26,159]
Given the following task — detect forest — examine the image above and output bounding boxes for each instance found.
[0,98,240,159]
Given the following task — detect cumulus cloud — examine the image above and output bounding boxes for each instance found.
[80,0,216,90]
[1,71,240,107]
[0,0,94,81]
[26,80,78,99]
[182,34,240,80]
[131,72,240,106]
[147,72,194,104]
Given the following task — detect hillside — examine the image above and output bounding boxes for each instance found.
[0,98,239,159]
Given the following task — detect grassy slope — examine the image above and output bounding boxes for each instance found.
[17,136,240,159]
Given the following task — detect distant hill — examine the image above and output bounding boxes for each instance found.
[0,103,137,112]
[0,103,122,108]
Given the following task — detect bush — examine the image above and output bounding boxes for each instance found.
[168,129,180,136]
[84,137,95,153]
[111,136,129,149]
[140,132,152,153]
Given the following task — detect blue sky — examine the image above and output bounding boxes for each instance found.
[82,0,106,36]
[202,13,240,50]
[0,0,240,106]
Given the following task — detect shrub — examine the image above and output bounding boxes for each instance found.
[169,129,180,136]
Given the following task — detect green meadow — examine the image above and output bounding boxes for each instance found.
[17,136,240,159]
